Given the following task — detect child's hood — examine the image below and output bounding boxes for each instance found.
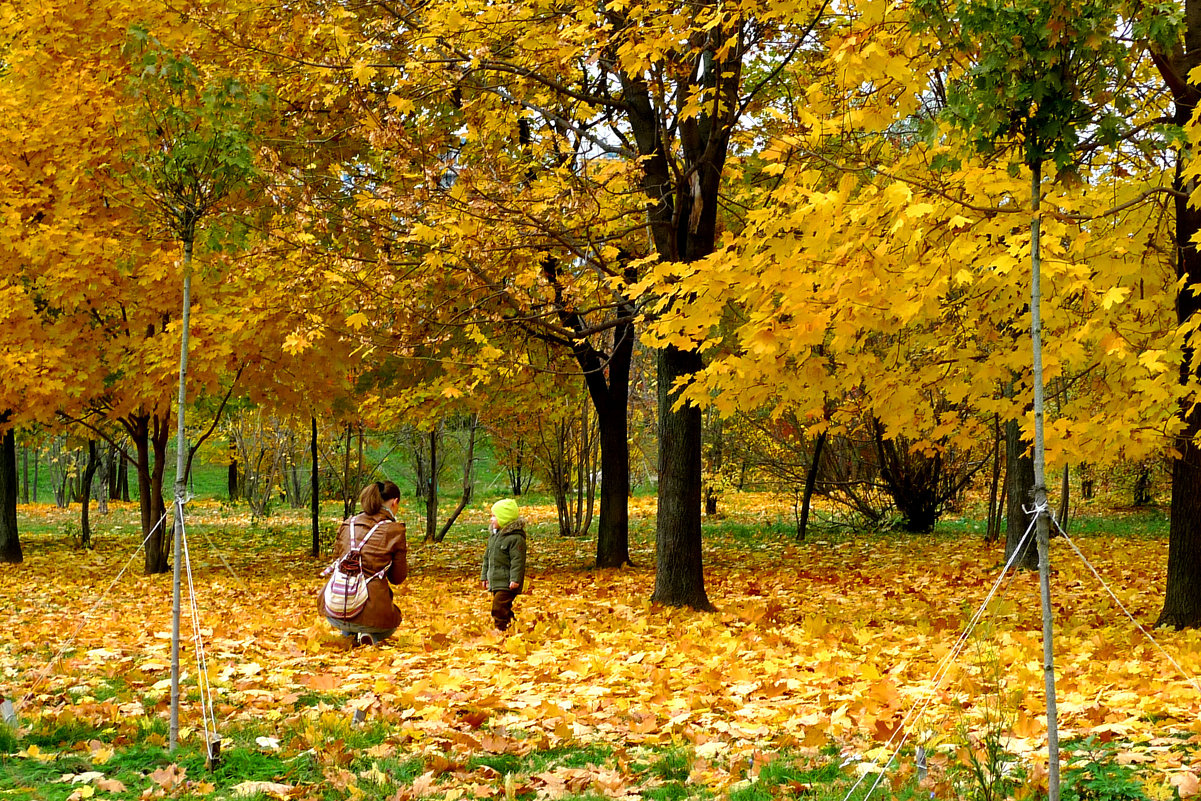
[496,517,527,537]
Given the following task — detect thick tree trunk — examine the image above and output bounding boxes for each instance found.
[590,319,634,567]
[651,345,713,610]
[0,424,22,563]
[1004,418,1039,570]
[1159,86,1201,627]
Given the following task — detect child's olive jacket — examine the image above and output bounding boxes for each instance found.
[481,517,527,591]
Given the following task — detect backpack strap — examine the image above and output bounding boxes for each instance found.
[347,516,388,553]
[321,517,390,576]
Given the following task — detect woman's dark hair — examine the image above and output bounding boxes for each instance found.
[359,480,401,516]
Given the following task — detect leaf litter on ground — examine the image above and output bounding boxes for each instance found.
[2,495,1201,799]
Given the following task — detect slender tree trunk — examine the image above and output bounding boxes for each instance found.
[985,417,1003,543]
[80,440,99,548]
[0,423,22,563]
[107,443,118,501]
[435,416,477,542]
[425,428,438,542]
[32,439,39,503]
[311,417,320,557]
[169,239,194,752]
[705,413,724,516]
[21,439,29,505]
[651,345,713,610]
[1057,465,1070,535]
[342,422,354,517]
[96,444,109,516]
[797,431,827,542]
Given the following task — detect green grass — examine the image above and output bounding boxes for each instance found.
[6,714,1176,801]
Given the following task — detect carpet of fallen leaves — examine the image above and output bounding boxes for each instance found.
[3,495,1201,799]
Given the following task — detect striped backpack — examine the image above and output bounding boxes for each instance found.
[322,517,391,620]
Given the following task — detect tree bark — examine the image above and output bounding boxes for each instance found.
[435,415,477,542]
[125,410,171,574]
[424,427,438,542]
[80,440,99,548]
[21,438,29,504]
[651,345,713,610]
[1004,417,1039,570]
[1158,65,1201,626]
[588,320,634,567]
[0,423,22,563]
[311,417,320,557]
[797,431,827,542]
[985,417,1003,543]
[705,413,724,517]
[228,438,239,501]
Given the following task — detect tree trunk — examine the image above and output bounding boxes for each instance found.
[126,411,170,575]
[95,444,109,516]
[985,417,1003,543]
[80,440,99,548]
[592,343,632,566]
[0,424,22,563]
[797,431,827,542]
[705,413,724,517]
[1057,465,1070,535]
[115,443,130,501]
[424,428,438,542]
[651,345,713,610]
[228,438,239,501]
[311,417,320,557]
[21,439,29,504]
[342,422,354,517]
[1158,71,1201,627]
[1004,417,1039,570]
[435,415,477,542]
[107,443,118,501]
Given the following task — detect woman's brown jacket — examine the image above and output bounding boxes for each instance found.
[318,510,408,631]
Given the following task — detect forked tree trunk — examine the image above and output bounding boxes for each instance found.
[126,410,171,575]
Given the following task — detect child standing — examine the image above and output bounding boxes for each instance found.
[481,498,526,631]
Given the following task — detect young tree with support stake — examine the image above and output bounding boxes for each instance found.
[121,25,265,753]
[913,0,1130,796]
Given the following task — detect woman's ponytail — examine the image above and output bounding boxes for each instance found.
[359,480,401,516]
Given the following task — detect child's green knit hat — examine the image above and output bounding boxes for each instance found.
[491,498,520,527]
